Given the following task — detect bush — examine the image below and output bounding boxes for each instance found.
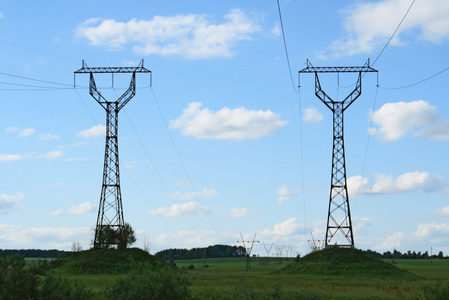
[38,275,94,300]
[422,282,449,300]
[105,265,191,299]
[0,255,38,300]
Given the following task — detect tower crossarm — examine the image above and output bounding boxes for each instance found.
[299,59,377,74]
[75,59,151,74]
[117,72,136,112]
[89,73,108,110]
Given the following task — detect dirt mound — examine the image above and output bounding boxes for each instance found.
[54,248,171,274]
[282,247,417,279]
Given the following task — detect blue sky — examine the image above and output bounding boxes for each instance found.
[1,0,449,256]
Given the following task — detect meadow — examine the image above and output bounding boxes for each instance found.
[46,254,449,299]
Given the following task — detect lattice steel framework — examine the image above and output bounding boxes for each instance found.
[299,59,377,248]
[74,60,151,248]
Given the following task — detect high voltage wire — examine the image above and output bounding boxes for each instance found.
[372,0,416,67]
[276,0,298,93]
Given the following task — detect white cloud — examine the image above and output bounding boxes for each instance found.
[276,185,299,203]
[5,127,19,133]
[19,128,35,137]
[77,124,106,138]
[0,154,25,162]
[373,232,405,251]
[303,107,323,123]
[170,102,288,140]
[415,119,449,141]
[149,201,209,217]
[49,209,64,216]
[75,9,260,59]
[330,0,449,56]
[170,187,218,201]
[348,171,447,197]
[415,222,449,238]
[6,127,35,137]
[0,224,91,250]
[369,100,438,142]
[0,192,23,214]
[273,218,302,236]
[228,207,248,218]
[39,133,59,141]
[433,206,449,217]
[271,23,281,37]
[39,150,64,160]
[67,202,95,215]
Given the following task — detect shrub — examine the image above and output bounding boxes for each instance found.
[38,275,94,300]
[0,255,38,300]
[104,264,191,299]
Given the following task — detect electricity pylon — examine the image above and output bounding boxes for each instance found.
[299,59,377,248]
[74,60,151,249]
[238,233,259,271]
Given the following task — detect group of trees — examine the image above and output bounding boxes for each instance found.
[94,223,136,250]
[366,249,446,260]
[0,249,68,259]
[155,244,246,260]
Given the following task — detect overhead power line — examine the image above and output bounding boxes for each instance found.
[372,0,416,66]
[276,0,297,93]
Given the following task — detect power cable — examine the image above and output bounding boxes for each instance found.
[0,38,81,62]
[380,66,449,90]
[150,87,218,232]
[372,0,416,67]
[276,0,298,93]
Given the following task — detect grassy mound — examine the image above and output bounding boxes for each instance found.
[53,248,171,274]
[282,247,418,279]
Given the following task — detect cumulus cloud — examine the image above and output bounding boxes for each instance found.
[39,150,64,160]
[415,222,449,238]
[0,154,25,162]
[433,206,449,217]
[369,100,439,142]
[5,127,35,137]
[347,171,448,197]
[330,0,449,56]
[39,133,59,141]
[50,202,95,216]
[0,224,91,250]
[77,124,106,138]
[75,9,260,59]
[276,185,299,203]
[303,107,323,123]
[0,192,24,214]
[228,207,248,218]
[170,102,288,140]
[170,188,218,201]
[149,201,209,217]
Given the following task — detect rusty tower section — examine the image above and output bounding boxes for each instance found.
[75,60,151,248]
[299,59,377,248]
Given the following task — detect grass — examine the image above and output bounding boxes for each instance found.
[45,248,449,299]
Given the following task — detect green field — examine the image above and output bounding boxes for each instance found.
[56,256,449,299]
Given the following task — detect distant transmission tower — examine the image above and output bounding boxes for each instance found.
[74,60,151,249]
[299,59,377,248]
[238,233,259,271]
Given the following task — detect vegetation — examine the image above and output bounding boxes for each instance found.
[54,247,167,274]
[0,255,93,300]
[281,247,418,279]
[155,244,246,260]
[94,223,136,250]
[104,264,191,299]
[2,246,449,299]
[0,249,69,258]
[365,249,446,260]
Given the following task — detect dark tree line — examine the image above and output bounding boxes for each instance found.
[155,244,246,260]
[365,249,446,260]
[0,249,69,258]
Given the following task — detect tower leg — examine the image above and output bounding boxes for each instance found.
[325,103,354,248]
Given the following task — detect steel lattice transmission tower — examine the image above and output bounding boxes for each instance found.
[74,60,151,249]
[299,59,377,248]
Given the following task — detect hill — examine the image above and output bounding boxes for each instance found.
[282,247,418,279]
[53,248,171,274]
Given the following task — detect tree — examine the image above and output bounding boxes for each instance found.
[94,223,136,250]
